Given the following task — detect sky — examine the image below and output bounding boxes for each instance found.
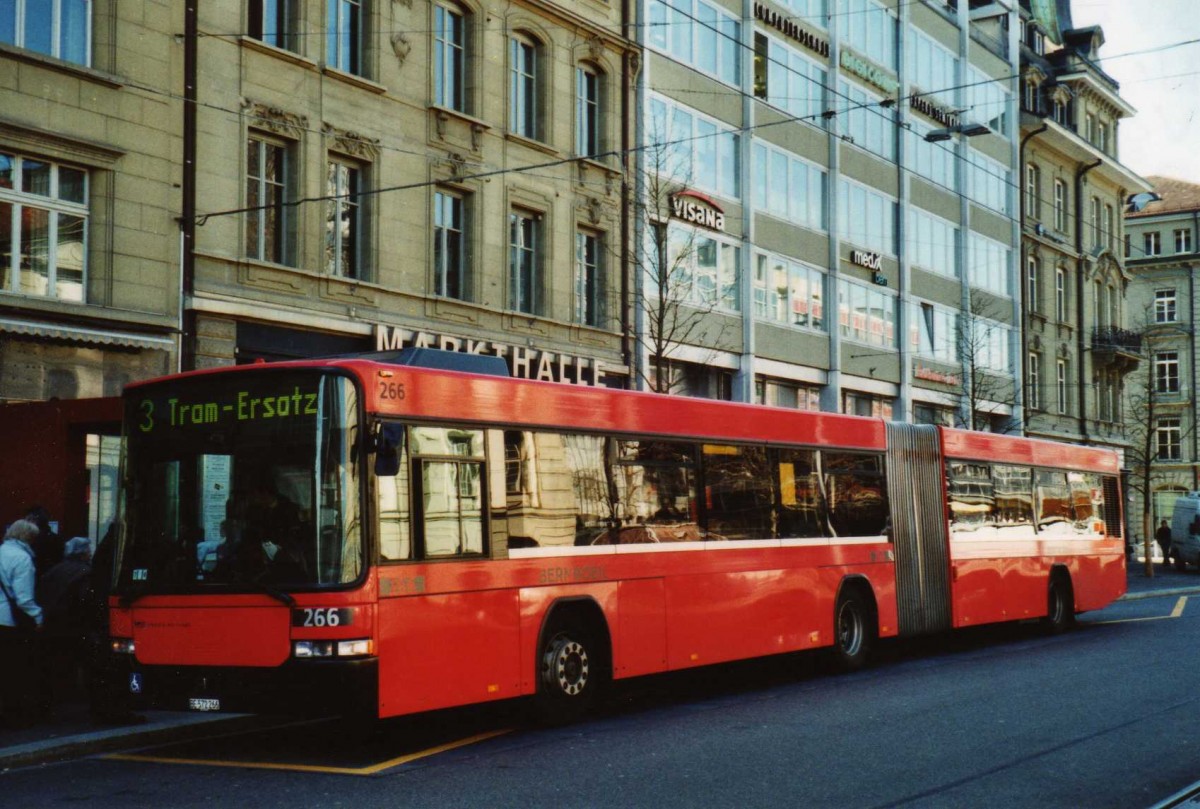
[1070,0,1200,183]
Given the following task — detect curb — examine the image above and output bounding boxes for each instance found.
[0,712,267,771]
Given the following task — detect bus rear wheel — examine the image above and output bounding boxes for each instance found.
[832,589,875,672]
[1045,575,1075,634]
[534,618,605,725]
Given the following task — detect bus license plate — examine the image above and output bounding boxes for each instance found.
[189,698,221,712]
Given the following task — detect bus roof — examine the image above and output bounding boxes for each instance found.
[940,427,1120,474]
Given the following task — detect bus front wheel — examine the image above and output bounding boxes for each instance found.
[534,618,605,725]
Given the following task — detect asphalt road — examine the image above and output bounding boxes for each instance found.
[2,594,1196,809]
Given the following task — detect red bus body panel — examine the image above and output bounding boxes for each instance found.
[118,361,1125,719]
[939,426,1126,628]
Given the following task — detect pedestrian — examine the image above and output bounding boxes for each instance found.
[1156,519,1172,565]
[0,519,45,729]
[24,505,63,579]
[39,536,95,708]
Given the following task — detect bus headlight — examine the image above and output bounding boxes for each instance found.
[336,639,374,657]
[292,639,374,658]
[293,641,334,658]
[111,637,135,655]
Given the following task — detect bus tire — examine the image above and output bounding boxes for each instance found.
[1045,574,1075,634]
[534,615,606,725]
[832,588,875,672]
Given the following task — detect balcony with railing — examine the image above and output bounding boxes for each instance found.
[1091,327,1142,373]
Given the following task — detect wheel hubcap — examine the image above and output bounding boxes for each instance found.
[545,637,589,696]
[838,603,862,656]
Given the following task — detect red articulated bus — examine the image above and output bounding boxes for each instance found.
[109,352,1125,721]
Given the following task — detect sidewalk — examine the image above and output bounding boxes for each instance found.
[2,561,1198,772]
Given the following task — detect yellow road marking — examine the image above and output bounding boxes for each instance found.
[1096,596,1187,625]
[104,728,512,776]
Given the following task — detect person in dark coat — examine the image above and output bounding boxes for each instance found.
[39,537,94,707]
[1156,519,1173,564]
[24,505,63,579]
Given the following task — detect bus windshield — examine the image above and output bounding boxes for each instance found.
[116,370,363,593]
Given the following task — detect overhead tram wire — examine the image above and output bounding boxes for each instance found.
[170,9,1167,257]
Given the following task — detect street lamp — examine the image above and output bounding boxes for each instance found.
[924,122,992,142]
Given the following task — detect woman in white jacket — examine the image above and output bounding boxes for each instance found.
[0,519,45,728]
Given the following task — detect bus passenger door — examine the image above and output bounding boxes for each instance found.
[885,424,952,635]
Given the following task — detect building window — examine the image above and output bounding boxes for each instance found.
[1085,113,1096,144]
[1098,121,1109,154]
[1156,289,1178,323]
[576,65,601,158]
[433,190,468,300]
[0,0,90,65]
[651,0,741,86]
[755,32,825,120]
[1105,203,1115,251]
[842,391,892,420]
[325,160,362,278]
[838,178,897,255]
[838,278,896,349]
[434,3,466,112]
[1056,359,1068,414]
[910,300,958,364]
[754,142,828,232]
[250,0,297,51]
[0,151,88,301]
[1176,228,1192,254]
[648,95,740,200]
[913,403,954,427]
[575,230,605,328]
[327,0,362,75]
[754,252,824,330]
[245,136,292,265]
[1053,179,1066,232]
[509,35,540,140]
[1144,232,1162,257]
[1022,80,1039,114]
[758,378,821,410]
[1055,266,1066,322]
[1028,352,1041,410]
[660,226,740,312]
[1026,253,1039,312]
[509,209,542,315]
[1155,351,1180,394]
[1090,196,1102,249]
[1025,163,1040,218]
[1157,418,1182,461]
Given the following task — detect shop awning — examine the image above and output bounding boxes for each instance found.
[0,317,175,351]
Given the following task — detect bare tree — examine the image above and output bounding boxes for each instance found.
[955,291,1021,433]
[630,110,736,394]
[1122,304,1194,577]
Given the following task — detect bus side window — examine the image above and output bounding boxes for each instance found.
[822,452,888,538]
[377,423,412,561]
[702,444,773,540]
[775,448,824,539]
[411,427,486,558]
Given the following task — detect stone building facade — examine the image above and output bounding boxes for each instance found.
[0,3,179,402]
[186,0,635,387]
[1017,0,1149,457]
[1124,177,1200,535]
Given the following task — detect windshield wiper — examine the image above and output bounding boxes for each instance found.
[241,576,297,608]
